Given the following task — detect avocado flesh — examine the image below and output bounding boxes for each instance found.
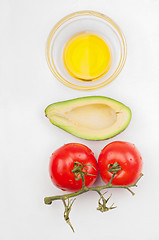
[45,96,131,140]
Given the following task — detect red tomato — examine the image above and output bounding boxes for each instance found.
[49,143,98,192]
[98,141,143,185]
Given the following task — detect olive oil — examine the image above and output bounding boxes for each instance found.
[63,32,112,81]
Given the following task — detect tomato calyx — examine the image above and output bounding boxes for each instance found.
[71,161,97,189]
[107,162,122,185]
[107,162,122,175]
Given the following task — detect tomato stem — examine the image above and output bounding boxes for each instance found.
[108,173,115,185]
[62,198,75,232]
[44,173,143,204]
[44,161,143,232]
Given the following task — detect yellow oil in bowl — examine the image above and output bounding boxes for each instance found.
[63,32,112,81]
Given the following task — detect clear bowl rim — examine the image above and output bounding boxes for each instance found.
[46,10,127,91]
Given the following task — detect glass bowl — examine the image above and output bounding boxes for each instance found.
[46,11,127,91]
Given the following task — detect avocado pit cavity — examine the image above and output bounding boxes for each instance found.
[67,104,117,130]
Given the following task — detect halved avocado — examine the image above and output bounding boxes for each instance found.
[45,96,131,140]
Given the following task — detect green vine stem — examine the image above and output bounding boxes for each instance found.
[44,173,143,205]
[44,162,143,232]
[62,198,75,232]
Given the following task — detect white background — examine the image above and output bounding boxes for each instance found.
[1,0,159,239]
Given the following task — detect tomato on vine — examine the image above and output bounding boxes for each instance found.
[45,141,143,232]
[49,143,98,192]
[98,141,143,185]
